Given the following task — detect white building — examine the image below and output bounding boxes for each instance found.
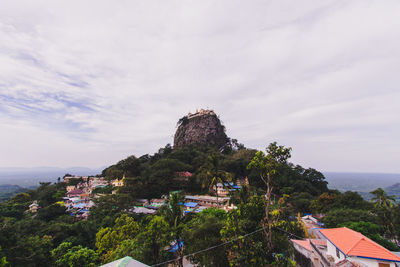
[320,227,400,267]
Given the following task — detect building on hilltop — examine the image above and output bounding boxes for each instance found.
[186,108,216,119]
[174,108,229,149]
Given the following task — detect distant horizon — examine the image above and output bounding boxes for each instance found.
[1,165,400,175]
[0,167,399,192]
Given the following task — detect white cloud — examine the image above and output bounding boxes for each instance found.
[0,0,399,172]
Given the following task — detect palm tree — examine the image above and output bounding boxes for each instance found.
[159,192,185,267]
[370,188,397,240]
[370,188,396,209]
[199,153,232,208]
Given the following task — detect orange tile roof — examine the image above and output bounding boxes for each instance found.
[320,227,400,262]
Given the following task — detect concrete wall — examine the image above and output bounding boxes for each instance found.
[326,240,346,263]
[349,257,396,267]
[327,241,396,267]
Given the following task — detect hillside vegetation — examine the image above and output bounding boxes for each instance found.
[0,142,398,266]
[0,110,399,266]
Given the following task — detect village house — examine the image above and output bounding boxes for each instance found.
[89,177,108,189]
[66,185,76,192]
[148,199,166,209]
[213,182,241,197]
[293,227,400,267]
[302,214,325,239]
[66,189,84,198]
[111,178,125,187]
[185,195,230,208]
[320,227,400,267]
[29,200,39,213]
[292,238,332,267]
[183,202,198,212]
[130,206,156,215]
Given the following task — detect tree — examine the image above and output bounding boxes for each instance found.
[37,203,66,221]
[95,214,139,262]
[370,188,397,242]
[112,216,170,266]
[159,192,185,267]
[182,208,228,267]
[52,242,99,267]
[199,153,232,207]
[247,142,291,252]
[322,209,377,228]
[10,193,31,204]
[221,195,269,266]
[370,188,396,209]
[8,235,53,267]
[310,192,339,213]
[0,246,7,267]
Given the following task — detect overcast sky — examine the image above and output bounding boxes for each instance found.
[1,0,400,173]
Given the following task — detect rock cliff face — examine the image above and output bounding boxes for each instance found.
[174,109,229,149]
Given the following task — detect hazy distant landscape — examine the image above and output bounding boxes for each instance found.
[324,172,400,192]
[0,167,103,187]
[324,172,400,200]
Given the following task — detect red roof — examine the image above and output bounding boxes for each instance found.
[320,227,400,262]
[311,239,327,246]
[175,171,193,177]
[292,240,312,251]
[292,239,326,252]
[67,189,84,195]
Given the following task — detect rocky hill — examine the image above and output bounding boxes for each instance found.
[174,109,229,149]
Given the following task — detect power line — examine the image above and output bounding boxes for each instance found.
[275,226,305,240]
[151,224,306,266]
[151,228,264,267]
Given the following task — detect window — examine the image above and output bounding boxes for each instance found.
[378,263,390,267]
[336,248,340,259]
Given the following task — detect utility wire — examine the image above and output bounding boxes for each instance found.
[275,226,306,240]
[151,228,264,267]
[151,224,306,266]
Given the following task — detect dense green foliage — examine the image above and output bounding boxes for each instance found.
[0,142,398,266]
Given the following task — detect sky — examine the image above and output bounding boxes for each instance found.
[0,0,400,173]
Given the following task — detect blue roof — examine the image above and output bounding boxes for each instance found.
[169,241,184,253]
[73,203,85,209]
[184,202,198,208]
